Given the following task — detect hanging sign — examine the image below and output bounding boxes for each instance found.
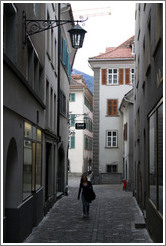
[75,123,86,129]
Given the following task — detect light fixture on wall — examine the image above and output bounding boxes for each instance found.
[23,11,87,49]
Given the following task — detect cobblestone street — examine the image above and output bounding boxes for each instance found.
[24,176,153,244]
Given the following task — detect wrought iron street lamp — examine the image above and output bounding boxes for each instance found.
[68,23,87,49]
[23,11,87,49]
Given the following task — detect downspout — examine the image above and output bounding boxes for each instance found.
[57,3,61,142]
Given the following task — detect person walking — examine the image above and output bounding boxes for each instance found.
[77,173,94,218]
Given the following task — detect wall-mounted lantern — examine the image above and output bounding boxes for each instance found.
[23,11,87,49]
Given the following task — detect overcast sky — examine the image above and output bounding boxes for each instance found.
[70,1,136,76]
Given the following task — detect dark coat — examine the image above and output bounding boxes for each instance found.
[78,181,95,202]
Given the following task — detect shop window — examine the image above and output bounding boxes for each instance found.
[149,101,163,214]
[23,122,42,200]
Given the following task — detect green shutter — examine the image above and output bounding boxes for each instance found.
[70,93,75,102]
[70,114,75,126]
[70,136,75,148]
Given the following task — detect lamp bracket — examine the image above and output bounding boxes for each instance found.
[23,11,87,44]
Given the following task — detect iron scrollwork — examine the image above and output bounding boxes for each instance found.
[23,10,88,44]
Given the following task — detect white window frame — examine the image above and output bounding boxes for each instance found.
[108,69,118,85]
[106,130,118,147]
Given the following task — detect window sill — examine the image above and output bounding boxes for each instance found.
[105,146,118,149]
[105,115,120,117]
[106,83,119,86]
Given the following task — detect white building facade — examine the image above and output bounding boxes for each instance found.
[119,89,134,190]
[69,75,93,175]
[88,36,135,184]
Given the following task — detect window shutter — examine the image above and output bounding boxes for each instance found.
[119,68,124,84]
[107,99,112,115]
[70,114,75,126]
[125,68,130,84]
[71,136,75,148]
[107,99,118,116]
[102,69,107,85]
[112,100,118,115]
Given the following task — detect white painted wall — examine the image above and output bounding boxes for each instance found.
[69,87,93,174]
[99,66,133,175]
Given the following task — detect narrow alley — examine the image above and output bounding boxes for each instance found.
[24,176,153,244]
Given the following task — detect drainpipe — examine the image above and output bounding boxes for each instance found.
[57,3,61,142]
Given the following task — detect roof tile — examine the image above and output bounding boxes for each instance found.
[91,36,135,59]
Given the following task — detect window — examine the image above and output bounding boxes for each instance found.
[84,135,93,150]
[107,99,118,116]
[84,96,93,112]
[47,11,51,59]
[69,136,75,149]
[108,69,118,84]
[70,93,75,102]
[107,164,118,173]
[33,3,39,17]
[3,4,17,63]
[60,90,66,116]
[61,37,71,80]
[149,101,163,214]
[131,69,135,84]
[101,68,133,85]
[23,122,42,200]
[84,117,93,132]
[106,131,118,147]
[27,40,44,100]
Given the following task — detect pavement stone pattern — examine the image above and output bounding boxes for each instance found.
[24,176,153,244]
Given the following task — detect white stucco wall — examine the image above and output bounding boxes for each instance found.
[69,88,93,174]
[98,65,134,174]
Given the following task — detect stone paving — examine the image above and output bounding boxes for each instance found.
[24,176,153,244]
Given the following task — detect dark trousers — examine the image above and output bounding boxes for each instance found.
[81,193,89,216]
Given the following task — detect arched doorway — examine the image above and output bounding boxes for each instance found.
[4,138,18,242]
